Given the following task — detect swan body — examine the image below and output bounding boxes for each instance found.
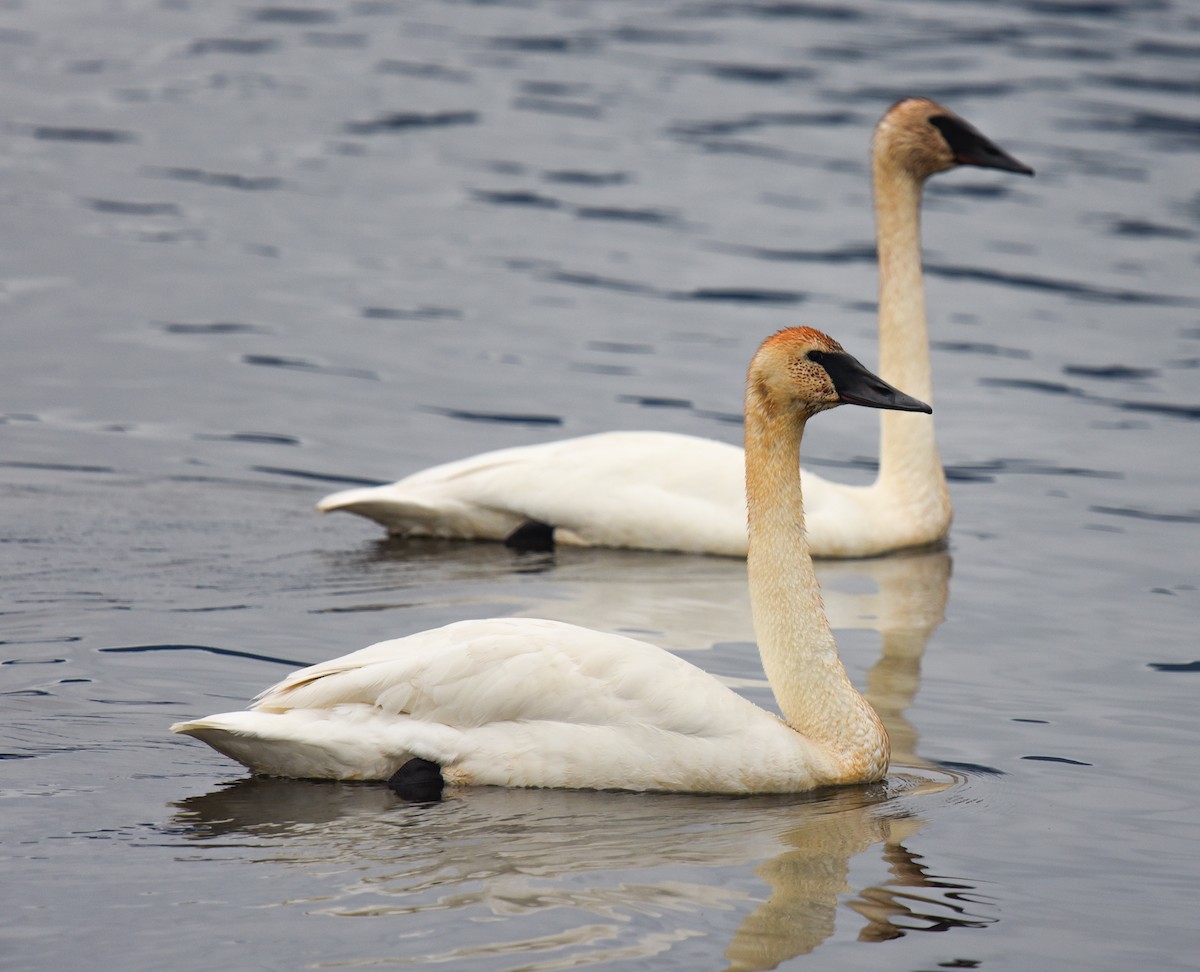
[174,327,932,792]
[318,431,748,555]
[317,429,940,558]
[172,617,842,790]
[318,98,1031,558]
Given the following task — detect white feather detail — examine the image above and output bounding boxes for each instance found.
[173,618,835,790]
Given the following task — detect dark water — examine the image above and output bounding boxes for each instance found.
[2,1,1198,969]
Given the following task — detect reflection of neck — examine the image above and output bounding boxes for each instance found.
[723,788,921,971]
[744,393,888,780]
[866,628,926,767]
[873,158,947,513]
[818,549,952,768]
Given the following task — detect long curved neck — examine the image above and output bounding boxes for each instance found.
[744,396,887,778]
[874,157,945,500]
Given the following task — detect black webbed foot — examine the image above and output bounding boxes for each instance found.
[505,519,555,553]
[388,757,444,803]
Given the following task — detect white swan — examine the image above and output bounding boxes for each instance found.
[317,98,1031,558]
[172,327,932,794]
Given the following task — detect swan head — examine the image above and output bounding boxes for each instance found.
[876,97,1034,180]
[749,327,933,418]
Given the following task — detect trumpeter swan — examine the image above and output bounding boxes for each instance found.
[317,98,1031,558]
[172,327,932,794]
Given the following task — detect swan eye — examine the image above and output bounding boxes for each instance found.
[804,350,838,391]
[929,114,972,152]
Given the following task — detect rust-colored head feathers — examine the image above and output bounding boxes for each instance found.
[761,326,845,356]
[748,326,932,417]
[748,327,847,416]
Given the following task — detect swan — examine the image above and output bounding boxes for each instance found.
[316,98,1031,558]
[172,327,932,794]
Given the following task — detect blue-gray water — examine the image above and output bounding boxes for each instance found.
[2,1,1198,969]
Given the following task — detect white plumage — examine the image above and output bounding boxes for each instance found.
[173,327,933,793]
[318,431,748,555]
[317,98,1031,558]
[175,618,836,791]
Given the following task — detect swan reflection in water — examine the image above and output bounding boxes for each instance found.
[171,546,994,968]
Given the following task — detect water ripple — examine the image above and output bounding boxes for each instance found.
[932,340,1032,360]
[302,32,366,50]
[519,80,589,97]
[1106,218,1193,240]
[670,110,854,138]
[616,395,692,409]
[420,406,563,427]
[692,62,815,84]
[361,306,462,321]
[571,362,635,376]
[537,265,661,297]
[695,2,864,21]
[575,206,679,226]
[980,377,1085,397]
[472,188,562,209]
[251,466,382,487]
[241,354,379,380]
[250,6,338,24]
[1134,39,1200,58]
[1116,400,1200,421]
[607,25,714,45]
[944,458,1120,482]
[88,199,180,216]
[982,376,1200,423]
[0,27,34,45]
[147,167,283,191]
[716,242,877,264]
[189,38,279,56]
[1089,505,1200,524]
[156,321,267,334]
[1030,0,1138,15]
[1021,755,1093,766]
[1076,106,1200,147]
[194,432,301,446]
[926,263,1196,306]
[1092,73,1200,96]
[375,60,471,82]
[932,760,1005,776]
[679,138,823,164]
[1062,364,1157,380]
[850,81,1028,103]
[0,460,116,474]
[672,287,806,304]
[345,110,479,135]
[586,341,653,354]
[514,97,603,119]
[25,125,136,144]
[489,34,599,54]
[543,169,629,186]
[101,644,308,668]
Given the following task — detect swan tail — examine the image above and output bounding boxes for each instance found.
[316,484,518,540]
[170,711,452,781]
[315,484,437,521]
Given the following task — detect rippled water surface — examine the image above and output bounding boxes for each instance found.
[3,1,1198,969]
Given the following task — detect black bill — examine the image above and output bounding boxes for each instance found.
[929,114,1034,176]
[807,350,933,413]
